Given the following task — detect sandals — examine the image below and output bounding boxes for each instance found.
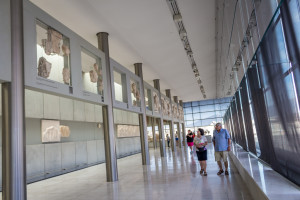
[217,169,224,175]
[200,169,204,174]
[225,171,229,175]
[203,172,207,176]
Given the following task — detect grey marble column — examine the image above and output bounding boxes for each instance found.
[166,89,176,152]
[134,63,150,165]
[151,117,157,149]
[96,32,118,182]
[179,100,186,147]
[153,79,166,157]
[2,0,27,199]
[173,96,182,148]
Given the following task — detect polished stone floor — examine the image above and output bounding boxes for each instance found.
[231,144,300,200]
[6,144,253,200]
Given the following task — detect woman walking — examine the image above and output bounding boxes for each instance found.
[194,128,208,176]
[186,130,194,153]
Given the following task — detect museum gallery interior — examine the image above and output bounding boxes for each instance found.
[0,0,300,199]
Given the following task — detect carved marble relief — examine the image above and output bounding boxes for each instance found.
[173,104,178,118]
[62,44,70,56]
[38,57,52,78]
[62,68,70,84]
[60,125,70,137]
[167,101,172,117]
[94,64,104,93]
[131,82,141,106]
[153,92,161,112]
[117,125,140,137]
[41,120,61,143]
[89,68,98,83]
[42,28,63,55]
[161,97,166,115]
[37,21,71,84]
[179,107,184,121]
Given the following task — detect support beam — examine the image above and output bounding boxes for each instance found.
[2,0,27,199]
[153,79,166,157]
[134,63,150,165]
[165,89,176,152]
[96,32,118,182]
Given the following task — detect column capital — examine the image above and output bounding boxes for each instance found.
[173,96,178,103]
[96,32,109,36]
[165,89,171,98]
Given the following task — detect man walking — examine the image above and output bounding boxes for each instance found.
[213,123,231,175]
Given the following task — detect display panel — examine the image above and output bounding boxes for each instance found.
[130,79,141,107]
[41,120,61,143]
[36,20,71,85]
[117,125,140,137]
[113,70,127,103]
[81,49,103,95]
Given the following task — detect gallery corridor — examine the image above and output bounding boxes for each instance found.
[15,144,252,200]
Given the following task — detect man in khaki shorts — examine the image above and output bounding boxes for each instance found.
[213,123,231,175]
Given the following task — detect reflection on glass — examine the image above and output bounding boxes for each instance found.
[130,79,141,107]
[36,20,71,85]
[145,88,152,111]
[113,70,127,103]
[81,49,103,95]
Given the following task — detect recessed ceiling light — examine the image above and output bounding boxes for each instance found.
[179,29,187,38]
[187,51,193,56]
[173,14,182,22]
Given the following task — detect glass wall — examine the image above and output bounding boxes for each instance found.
[223,0,300,186]
[183,97,231,134]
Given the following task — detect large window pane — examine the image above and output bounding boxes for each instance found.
[201,112,216,119]
[185,114,193,121]
[193,113,201,120]
[184,107,192,114]
[200,104,215,112]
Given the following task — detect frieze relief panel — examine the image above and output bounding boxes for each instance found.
[36,20,71,85]
[153,92,161,113]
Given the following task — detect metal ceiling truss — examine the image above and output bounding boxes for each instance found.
[166,0,206,99]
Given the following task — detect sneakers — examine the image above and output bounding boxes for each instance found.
[203,172,207,176]
[200,169,204,174]
[217,169,224,175]
[225,171,229,175]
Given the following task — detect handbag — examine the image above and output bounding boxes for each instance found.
[197,146,206,152]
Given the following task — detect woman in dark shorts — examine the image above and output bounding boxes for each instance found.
[194,128,208,176]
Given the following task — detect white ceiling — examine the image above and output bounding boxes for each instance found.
[30,0,217,102]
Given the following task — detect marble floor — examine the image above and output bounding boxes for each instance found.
[5,144,253,200]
